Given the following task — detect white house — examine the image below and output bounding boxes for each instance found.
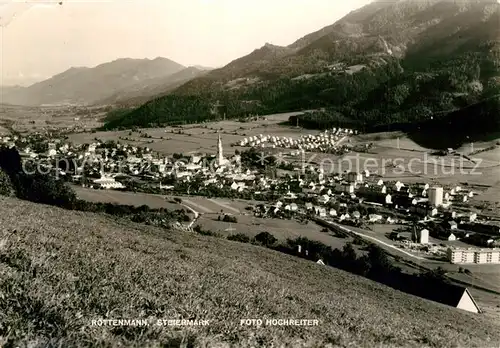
[368,214,383,223]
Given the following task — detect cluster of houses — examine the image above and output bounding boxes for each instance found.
[237,128,355,153]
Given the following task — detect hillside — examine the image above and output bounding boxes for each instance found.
[104,0,500,147]
[1,57,186,106]
[1,197,500,347]
[95,66,211,107]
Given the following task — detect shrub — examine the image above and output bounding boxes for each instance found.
[227,233,250,243]
[193,225,220,237]
[254,231,277,247]
[222,215,237,223]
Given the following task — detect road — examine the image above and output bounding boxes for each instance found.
[328,221,426,261]
[181,203,199,229]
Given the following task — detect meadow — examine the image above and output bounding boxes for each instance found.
[72,186,184,211]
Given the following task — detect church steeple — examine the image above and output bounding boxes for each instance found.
[217,133,224,166]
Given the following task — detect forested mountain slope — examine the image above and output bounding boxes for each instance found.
[103,0,500,147]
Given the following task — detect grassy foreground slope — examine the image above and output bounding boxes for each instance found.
[0,197,499,347]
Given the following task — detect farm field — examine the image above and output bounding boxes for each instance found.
[0,104,104,133]
[72,186,184,211]
[351,132,429,152]
[195,214,354,251]
[67,111,318,156]
[2,197,499,346]
[172,196,258,215]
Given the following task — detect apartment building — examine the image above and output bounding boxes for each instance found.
[447,247,500,264]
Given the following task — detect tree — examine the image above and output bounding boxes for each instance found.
[341,242,357,262]
[366,244,392,275]
[254,231,277,247]
[0,168,14,196]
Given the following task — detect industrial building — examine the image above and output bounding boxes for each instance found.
[428,186,444,207]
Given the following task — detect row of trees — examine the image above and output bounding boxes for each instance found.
[221,230,454,307]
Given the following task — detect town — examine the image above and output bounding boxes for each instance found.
[2,124,500,270]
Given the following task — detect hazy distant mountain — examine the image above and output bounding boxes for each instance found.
[96,66,211,107]
[1,57,186,106]
[105,0,499,147]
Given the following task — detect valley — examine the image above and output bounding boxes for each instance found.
[1,0,500,346]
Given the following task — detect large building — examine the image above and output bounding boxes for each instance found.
[417,228,429,244]
[92,172,125,190]
[428,186,444,207]
[447,247,500,264]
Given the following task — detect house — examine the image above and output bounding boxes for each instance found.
[394,181,405,191]
[448,221,458,230]
[340,183,355,194]
[319,194,330,204]
[389,232,402,240]
[425,284,481,314]
[359,190,392,205]
[315,206,327,217]
[316,259,325,265]
[444,232,457,241]
[368,214,383,223]
[347,171,363,183]
[386,216,396,224]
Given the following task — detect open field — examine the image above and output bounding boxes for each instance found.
[72,186,185,211]
[0,104,104,133]
[351,132,429,152]
[1,197,500,347]
[195,215,354,250]
[172,196,256,215]
[67,111,317,155]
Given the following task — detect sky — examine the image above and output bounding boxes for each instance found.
[0,0,372,86]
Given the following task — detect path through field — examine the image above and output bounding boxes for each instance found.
[332,222,426,261]
[182,199,214,213]
[207,198,240,214]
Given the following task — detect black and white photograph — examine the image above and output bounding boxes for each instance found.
[0,0,500,347]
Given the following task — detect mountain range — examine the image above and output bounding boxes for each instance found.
[0,57,210,106]
[101,0,498,146]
